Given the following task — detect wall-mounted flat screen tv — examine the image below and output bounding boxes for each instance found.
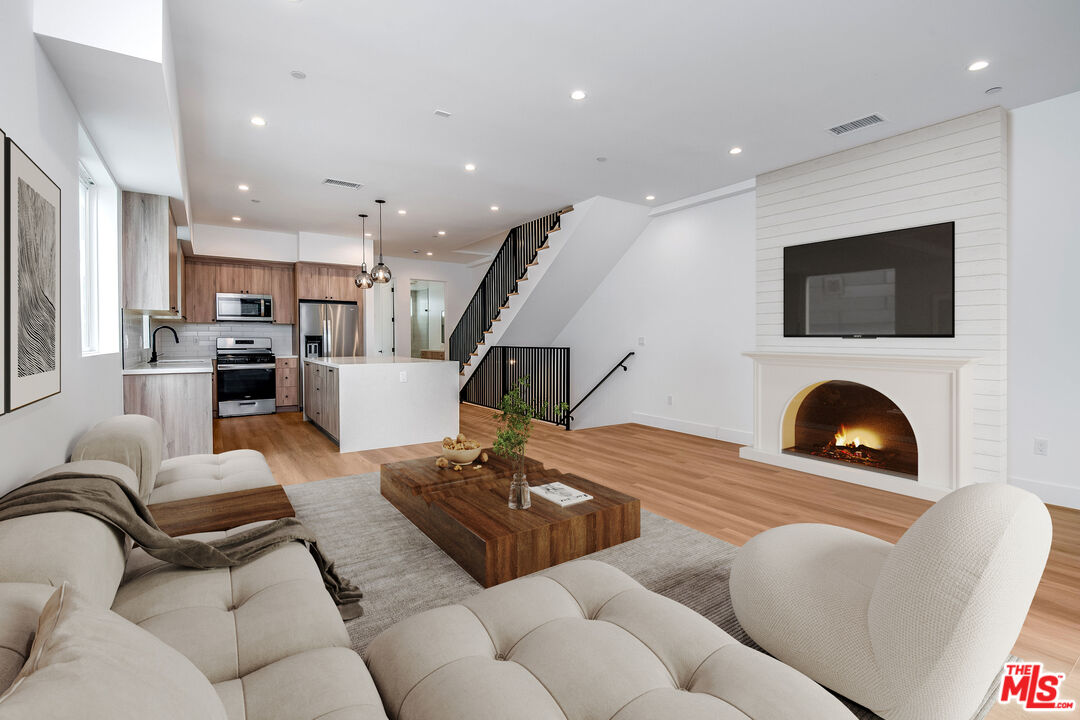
[783,222,954,338]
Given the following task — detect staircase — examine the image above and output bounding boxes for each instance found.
[449,207,572,385]
[450,196,653,389]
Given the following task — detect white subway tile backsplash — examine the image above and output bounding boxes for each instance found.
[155,322,295,359]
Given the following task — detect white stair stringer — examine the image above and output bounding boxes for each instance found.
[459,196,651,388]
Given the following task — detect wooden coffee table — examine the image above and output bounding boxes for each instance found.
[147,485,295,536]
[381,452,640,587]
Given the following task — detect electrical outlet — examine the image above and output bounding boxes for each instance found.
[399,371,408,383]
[666,394,673,406]
[1033,437,1048,456]
[638,336,646,346]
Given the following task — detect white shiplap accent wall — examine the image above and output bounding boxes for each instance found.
[755,107,1007,483]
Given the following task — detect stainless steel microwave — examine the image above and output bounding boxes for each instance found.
[215,293,273,322]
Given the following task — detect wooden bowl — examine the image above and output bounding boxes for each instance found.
[441,447,482,465]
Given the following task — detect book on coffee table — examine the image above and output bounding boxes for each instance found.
[531,481,593,507]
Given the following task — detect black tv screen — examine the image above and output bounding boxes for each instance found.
[783,222,954,338]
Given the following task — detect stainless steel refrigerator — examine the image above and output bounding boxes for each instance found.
[298,300,362,408]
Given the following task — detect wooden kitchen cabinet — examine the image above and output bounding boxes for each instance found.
[303,361,339,442]
[123,191,179,313]
[184,258,295,324]
[124,372,212,458]
[296,262,360,302]
[276,357,298,409]
[271,265,296,324]
[183,260,218,323]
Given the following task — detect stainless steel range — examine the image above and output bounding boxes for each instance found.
[216,337,276,417]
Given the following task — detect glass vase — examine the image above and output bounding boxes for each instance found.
[508,472,531,510]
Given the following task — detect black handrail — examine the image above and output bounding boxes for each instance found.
[449,211,563,371]
[562,351,635,429]
[460,346,571,429]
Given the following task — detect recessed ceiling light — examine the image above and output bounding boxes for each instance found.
[968,60,989,72]
[729,146,743,155]
[426,252,433,256]
[570,89,587,101]
[464,163,476,172]
[645,195,655,201]
[398,209,407,215]
[365,232,372,237]
[490,205,500,212]
[238,184,249,192]
[232,216,242,222]
[438,230,446,236]
[250,116,267,127]
[290,70,307,80]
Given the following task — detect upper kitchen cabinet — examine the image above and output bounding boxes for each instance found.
[123,192,180,313]
[183,258,295,324]
[296,262,360,302]
[271,264,296,324]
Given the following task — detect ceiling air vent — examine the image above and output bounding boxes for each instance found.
[322,178,364,190]
[827,113,885,136]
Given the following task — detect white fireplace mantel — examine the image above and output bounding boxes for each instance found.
[739,352,977,500]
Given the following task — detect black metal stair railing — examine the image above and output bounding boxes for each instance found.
[449,210,563,371]
[460,346,571,429]
[561,351,635,429]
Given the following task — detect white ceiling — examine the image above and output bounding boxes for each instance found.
[166,0,1080,262]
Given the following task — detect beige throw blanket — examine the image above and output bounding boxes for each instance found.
[0,468,363,618]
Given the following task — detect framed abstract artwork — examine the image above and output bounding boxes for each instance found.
[0,128,5,416]
[5,138,61,412]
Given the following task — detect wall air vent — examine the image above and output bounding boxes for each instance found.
[828,114,885,136]
[322,178,364,190]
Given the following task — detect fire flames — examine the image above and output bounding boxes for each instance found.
[831,424,882,450]
[814,424,886,468]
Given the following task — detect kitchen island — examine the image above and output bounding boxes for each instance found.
[303,356,460,453]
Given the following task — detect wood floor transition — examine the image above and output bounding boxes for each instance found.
[214,404,1080,719]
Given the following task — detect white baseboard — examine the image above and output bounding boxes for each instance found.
[1009,476,1080,510]
[630,412,753,446]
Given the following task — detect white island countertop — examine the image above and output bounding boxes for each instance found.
[302,355,459,453]
[123,359,213,375]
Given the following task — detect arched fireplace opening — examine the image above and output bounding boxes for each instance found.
[782,380,918,480]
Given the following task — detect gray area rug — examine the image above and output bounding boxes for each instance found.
[286,473,1002,720]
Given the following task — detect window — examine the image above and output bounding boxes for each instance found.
[79,164,99,354]
[77,126,120,356]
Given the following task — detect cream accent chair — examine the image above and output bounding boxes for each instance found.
[72,414,275,503]
[0,460,387,719]
[729,482,1052,720]
[366,559,857,720]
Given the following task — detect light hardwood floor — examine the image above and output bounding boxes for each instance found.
[215,405,1080,718]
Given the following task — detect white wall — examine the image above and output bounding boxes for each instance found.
[754,108,1009,484]
[553,190,757,441]
[192,223,296,262]
[1008,90,1080,509]
[361,256,484,359]
[0,0,123,495]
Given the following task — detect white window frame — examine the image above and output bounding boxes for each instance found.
[79,163,99,355]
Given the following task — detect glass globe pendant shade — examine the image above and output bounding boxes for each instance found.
[371,262,392,283]
[354,263,373,289]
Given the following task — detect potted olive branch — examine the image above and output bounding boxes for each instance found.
[492,376,568,509]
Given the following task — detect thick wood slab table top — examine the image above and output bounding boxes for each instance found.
[147,485,295,536]
[381,452,641,587]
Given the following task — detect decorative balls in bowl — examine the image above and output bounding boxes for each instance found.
[441,434,482,464]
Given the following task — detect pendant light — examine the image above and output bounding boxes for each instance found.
[354,213,373,289]
[371,199,392,283]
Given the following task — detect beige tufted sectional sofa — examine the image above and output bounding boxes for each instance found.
[0,459,388,719]
[71,413,277,503]
[365,560,856,720]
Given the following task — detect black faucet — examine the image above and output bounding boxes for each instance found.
[150,326,180,363]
